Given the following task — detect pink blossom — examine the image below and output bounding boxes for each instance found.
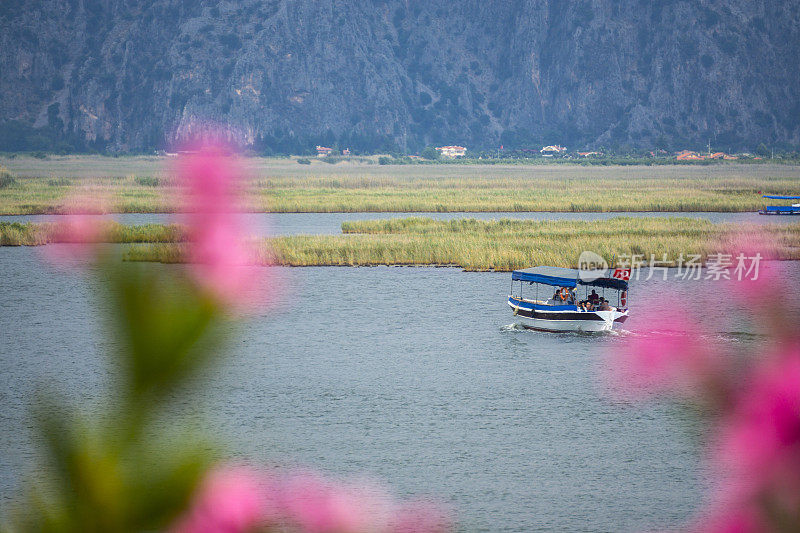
[689,504,766,533]
[605,239,800,530]
[725,260,783,310]
[172,466,270,533]
[58,189,110,215]
[175,466,451,533]
[605,301,721,399]
[279,473,394,533]
[683,474,769,533]
[715,348,800,481]
[49,214,107,244]
[174,143,270,309]
[40,192,111,267]
[718,229,785,308]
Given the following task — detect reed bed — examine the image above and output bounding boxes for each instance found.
[0,221,187,246]
[122,217,800,271]
[1,156,799,214]
[341,216,718,237]
[253,175,800,213]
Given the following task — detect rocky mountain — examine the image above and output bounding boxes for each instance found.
[1,0,799,153]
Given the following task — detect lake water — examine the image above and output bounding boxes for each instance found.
[0,210,795,237]
[3,237,794,531]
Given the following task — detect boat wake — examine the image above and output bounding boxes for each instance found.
[500,323,628,337]
[499,323,528,332]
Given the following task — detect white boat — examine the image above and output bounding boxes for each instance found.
[508,266,629,333]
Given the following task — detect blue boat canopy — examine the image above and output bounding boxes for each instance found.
[763,195,800,200]
[511,266,628,290]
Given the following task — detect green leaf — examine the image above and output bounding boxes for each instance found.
[106,261,226,409]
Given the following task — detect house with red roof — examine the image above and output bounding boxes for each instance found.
[436,146,467,158]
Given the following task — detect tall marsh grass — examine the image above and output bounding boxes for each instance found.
[123,217,800,271]
[0,167,15,189]
[0,221,187,246]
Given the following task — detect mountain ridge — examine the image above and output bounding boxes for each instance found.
[1,0,799,153]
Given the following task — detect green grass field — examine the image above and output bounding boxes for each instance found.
[1,155,799,214]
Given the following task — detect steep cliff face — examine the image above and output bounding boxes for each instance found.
[1,0,799,152]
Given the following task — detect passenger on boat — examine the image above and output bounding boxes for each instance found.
[588,290,600,305]
[579,300,594,312]
[599,299,612,311]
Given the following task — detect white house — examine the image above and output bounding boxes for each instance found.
[436,145,467,158]
[540,145,567,156]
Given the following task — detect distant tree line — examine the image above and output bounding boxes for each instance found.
[2,119,799,158]
[0,120,112,154]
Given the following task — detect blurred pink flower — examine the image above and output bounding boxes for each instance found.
[58,189,110,215]
[175,143,270,308]
[173,466,269,533]
[719,229,784,307]
[605,302,721,399]
[41,192,111,267]
[49,214,106,244]
[388,500,452,533]
[715,348,800,481]
[605,234,800,531]
[725,261,785,320]
[175,466,451,533]
[690,504,765,533]
[279,473,394,533]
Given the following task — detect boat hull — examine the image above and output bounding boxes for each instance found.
[508,297,628,332]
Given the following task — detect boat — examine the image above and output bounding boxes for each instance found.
[758,195,800,215]
[508,266,629,333]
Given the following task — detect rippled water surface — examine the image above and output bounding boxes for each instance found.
[2,245,797,532]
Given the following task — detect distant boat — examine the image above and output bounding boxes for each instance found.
[758,195,800,215]
[508,266,629,333]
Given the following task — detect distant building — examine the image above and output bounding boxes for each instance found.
[578,151,603,157]
[676,149,737,161]
[436,145,467,158]
[540,145,567,156]
[316,146,333,157]
[675,150,704,161]
[342,148,351,156]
